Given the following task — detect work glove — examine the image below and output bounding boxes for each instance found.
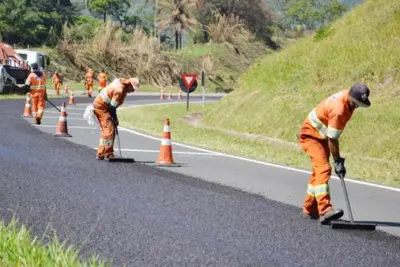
[334,157,346,178]
[44,92,48,101]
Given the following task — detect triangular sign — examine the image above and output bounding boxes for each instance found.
[181,73,198,90]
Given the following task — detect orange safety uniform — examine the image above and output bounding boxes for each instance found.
[92,79,130,159]
[85,70,94,97]
[298,89,355,216]
[97,72,107,92]
[52,73,62,95]
[25,71,47,122]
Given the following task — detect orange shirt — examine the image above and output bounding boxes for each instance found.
[305,89,355,140]
[98,72,107,87]
[25,72,46,92]
[85,72,94,84]
[93,79,128,110]
[52,73,61,84]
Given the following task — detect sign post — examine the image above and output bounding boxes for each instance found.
[201,69,205,109]
[179,73,198,111]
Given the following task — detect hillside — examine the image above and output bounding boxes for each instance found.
[201,0,400,185]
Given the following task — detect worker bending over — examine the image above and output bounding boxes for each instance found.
[298,84,371,224]
[25,63,47,125]
[92,77,139,160]
[97,70,107,93]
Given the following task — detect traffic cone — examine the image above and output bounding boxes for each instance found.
[168,89,172,100]
[178,90,182,100]
[68,90,76,105]
[157,118,180,167]
[21,93,32,117]
[64,84,69,94]
[54,102,72,137]
[160,88,164,100]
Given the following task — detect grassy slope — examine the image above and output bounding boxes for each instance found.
[0,218,110,266]
[32,38,268,94]
[120,0,400,187]
[202,0,400,185]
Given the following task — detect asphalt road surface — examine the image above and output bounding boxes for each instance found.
[1,94,400,266]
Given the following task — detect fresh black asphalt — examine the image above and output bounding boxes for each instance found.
[0,97,400,267]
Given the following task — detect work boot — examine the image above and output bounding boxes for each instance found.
[105,154,115,161]
[96,155,104,160]
[319,208,344,225]
[36,117,41,125]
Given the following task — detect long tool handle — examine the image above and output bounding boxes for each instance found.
[46,99,61,112]
[115,126,122,158]
[339,174,355,223]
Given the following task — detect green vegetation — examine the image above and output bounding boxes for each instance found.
[119,0,400,187]
[0,218,110,266]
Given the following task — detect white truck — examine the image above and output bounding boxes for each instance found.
[15,49,50,71]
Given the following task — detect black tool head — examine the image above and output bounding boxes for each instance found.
[108,158,135,163]
[331,221,376,231]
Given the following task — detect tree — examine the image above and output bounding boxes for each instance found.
[86,0,131,23]
[157,0,198,49]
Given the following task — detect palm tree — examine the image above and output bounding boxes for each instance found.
[157,0,198,49]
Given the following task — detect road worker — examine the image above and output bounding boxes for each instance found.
[298,84,371,224]
[92,77,140,160]
[25,63,47,125]
[85,68,94,97]
[97,70,107,93]
[51,71,62,95]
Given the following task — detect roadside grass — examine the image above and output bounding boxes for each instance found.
[197,0,400,186]
[118,102,400,188]
[0,218,111,267]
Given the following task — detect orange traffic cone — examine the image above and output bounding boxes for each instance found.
[68,90,75,105]
[168,89,172,100]
[64,84,69,94]
[22,93,32,117]
[54,102,72,137]
[160,88,164,100]
[178,90,182,100]
[157,118,180,167]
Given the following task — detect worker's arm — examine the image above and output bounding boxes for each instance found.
[327,113,347,177]
[328,138,341,161]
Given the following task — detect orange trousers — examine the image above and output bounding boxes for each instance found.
[93,108,115,159]
[54,82,61,95]
[299,133,333,216]
[30,90,46,120]
[86,83,93,96]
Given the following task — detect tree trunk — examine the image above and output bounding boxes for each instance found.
[103,12,106,23]
[175,30,179,50]
[179,31,182,49]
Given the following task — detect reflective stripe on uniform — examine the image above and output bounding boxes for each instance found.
[99,138,114,146]
[30,85,46,90]
[100,90,111,104]
[308,108,328,139]
[306,184,315,197]
[327,126,342,139]
[110,99,119,107]
[314,184,330,197]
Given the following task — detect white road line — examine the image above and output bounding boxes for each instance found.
[91,148,216,156]
[42,101,400,193]
[117,127,400,193]
[45,111,83,115]
[34,125,96,130]
[64,107,86,110]
[43,116,85,120]
[118,100,219,110]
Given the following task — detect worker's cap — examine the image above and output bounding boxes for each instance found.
[31,63,39,70]
[349,83,371,107]
[129,77,140,90]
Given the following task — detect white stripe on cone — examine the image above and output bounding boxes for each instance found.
[161,138,171,146]
[163,125,170,132]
